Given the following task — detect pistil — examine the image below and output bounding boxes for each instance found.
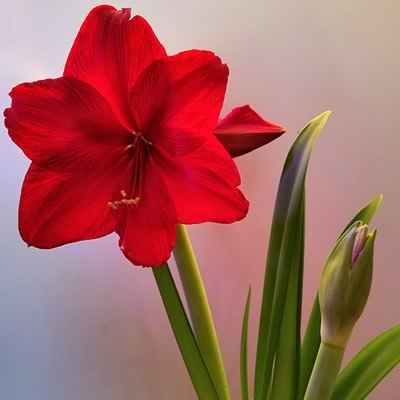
[107,132,151,211]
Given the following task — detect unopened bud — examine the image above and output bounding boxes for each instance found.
[319,221,376,347]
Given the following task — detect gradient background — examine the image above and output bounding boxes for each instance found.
[1,1,399,399]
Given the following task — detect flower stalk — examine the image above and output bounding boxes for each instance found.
[152,264,219,400]
[174,224,231,400]
[304,341,345,400]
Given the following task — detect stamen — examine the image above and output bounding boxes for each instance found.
[108,191,140,210]
[107,201,121,210]
[108,132,150,211]
[121,197,140,206]
[133,132,152,148]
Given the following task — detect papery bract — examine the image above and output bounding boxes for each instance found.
[4,5,283,266]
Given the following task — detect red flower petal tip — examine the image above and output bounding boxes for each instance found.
[214,105,285,157]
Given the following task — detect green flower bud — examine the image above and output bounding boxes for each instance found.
[319,221,376,347]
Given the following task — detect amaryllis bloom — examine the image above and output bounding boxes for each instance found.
[4,5,283,266]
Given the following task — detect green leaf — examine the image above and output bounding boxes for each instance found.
[299,297,321,400]
[339,194,383,238]
[153,264,219,400]
[269,189,304,400]
[299,194,383,399]
[331,325,400,400]
[240,287,252,400]
[254,111,331,400]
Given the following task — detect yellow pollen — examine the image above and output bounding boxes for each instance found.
[121,197,140,205]
[107,190,140,210]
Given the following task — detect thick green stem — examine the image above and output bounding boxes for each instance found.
[173,224,231,400]
[153,264,219,400]
[304,341,345,400]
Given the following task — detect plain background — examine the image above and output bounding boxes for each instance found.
[1,1,399,399]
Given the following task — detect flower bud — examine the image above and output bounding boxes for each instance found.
[213,105,285,157]
[319,221,376,347]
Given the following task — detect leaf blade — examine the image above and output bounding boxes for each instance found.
[240,287,252,400]
[269,189,305,399]
[331,325,400,400]
[254,111,331,400]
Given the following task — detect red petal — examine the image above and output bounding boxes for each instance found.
[18,163,130,248]
[157,136,249,223]
[64,5,166,129]
[214,105,285,157]
[116,158,177,266]
[130,50,228,156]
[5,77,130,171]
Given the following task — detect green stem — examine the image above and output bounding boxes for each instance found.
[173,224,231,400]
[153,264,219,400]
[304,341,345,400]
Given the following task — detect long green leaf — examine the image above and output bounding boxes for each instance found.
[269,189,305,400]
[298,194,383,399]
[153,264,219,400]
[254,111,331,400]
[298,297,321,399]
[240,287,252,400]
[331,325,400,400]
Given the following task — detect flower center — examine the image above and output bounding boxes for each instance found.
[107,132,152,211]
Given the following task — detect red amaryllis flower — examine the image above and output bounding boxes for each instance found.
[4,5,283,266]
